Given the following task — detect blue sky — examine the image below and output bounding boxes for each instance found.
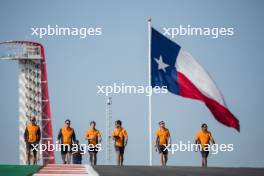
[0,0,264,167]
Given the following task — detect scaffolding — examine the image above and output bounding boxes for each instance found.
[105,96,112,165]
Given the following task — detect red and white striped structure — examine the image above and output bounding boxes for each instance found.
[0,41,55,165]
[34,164,99,176]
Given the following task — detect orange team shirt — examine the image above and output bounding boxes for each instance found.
[61,127,74,144]
[85,129,101,146]
[195,130,213,148]
[112,128,128,147]
[156,128,170,145]
[27,123,40,143]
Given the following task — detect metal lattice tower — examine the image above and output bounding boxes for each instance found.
[0,41,55,165]
[105,96,112,165]
[19,59,42,164]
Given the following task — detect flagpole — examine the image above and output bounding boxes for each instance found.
[147,17,152,166]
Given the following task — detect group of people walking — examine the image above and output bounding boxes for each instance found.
[155,121,215,167]
[55,119,128,166]
[24,117,215,167]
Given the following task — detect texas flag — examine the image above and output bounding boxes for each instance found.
[151,27,240,131]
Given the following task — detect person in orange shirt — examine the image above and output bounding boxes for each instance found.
[24,116,41,165]
[194,123,215,167]
[85,121,102,165]
[57,119,76,164]
[112,120,128,166]
[155,121,171,166]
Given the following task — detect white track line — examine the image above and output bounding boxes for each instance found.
[86,165,99,176]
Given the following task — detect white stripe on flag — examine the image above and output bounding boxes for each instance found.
[175,49,226,107]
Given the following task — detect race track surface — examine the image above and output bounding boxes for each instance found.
[94,166,264,176]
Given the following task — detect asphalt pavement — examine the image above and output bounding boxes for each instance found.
[93,166,264,176]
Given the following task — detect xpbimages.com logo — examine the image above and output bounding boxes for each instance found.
[163,25,234,39]
[30,141,102,155]
[159,141,234,155]
[97,83,168,96]
[30,25,102,39]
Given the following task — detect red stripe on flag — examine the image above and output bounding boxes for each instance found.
[177,71,240,131]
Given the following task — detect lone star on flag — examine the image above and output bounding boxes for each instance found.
[154,55,169,72]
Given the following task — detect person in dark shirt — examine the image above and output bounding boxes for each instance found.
[72,140,83,164]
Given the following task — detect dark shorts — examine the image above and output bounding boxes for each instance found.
[201,150,209,158]
[73,155,82,164]
[158,145,168,155]
[89,147,99,154]
[60,144,72,155]
[115,146,125,154]
[26,142,38,155]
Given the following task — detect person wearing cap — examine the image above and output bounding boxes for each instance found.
[155,121,171,166]
[24,116,41,165]
[112,120,128,166]
[194,123,215,167]
[57,119,76,164]
[85,121,102,165]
